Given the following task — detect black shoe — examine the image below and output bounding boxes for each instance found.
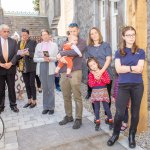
[23,103,31,108]
[42,110,49,114]
[29,103,36,108]
[129,132,136,148]
[107,135,119,146]
[95,120,100,131]
[72,119,82,129]
[59,116,73,125]
[49,110,54,115]
[11,106,19,113]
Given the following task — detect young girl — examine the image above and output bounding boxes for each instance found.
[107,26,145,148]
[87,57,113,131]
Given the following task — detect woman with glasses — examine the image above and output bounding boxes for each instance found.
[85,27,113,128]
[107,26,145,148]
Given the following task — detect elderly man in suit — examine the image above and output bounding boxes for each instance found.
[0,24,19,113]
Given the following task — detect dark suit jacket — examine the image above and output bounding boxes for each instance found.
[17,38,37,73]
[0,37,17,75]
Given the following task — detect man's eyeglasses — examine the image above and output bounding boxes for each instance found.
[68,23,78,28]
[125,34,136,38]
[3,31,9,33]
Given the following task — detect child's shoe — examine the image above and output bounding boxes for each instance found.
[108,119,113,130]
[95,120,100,131]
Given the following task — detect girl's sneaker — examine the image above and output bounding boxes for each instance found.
[95,120,100,131]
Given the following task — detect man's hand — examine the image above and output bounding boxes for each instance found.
[4,62,13,69]
[0,63,6,68]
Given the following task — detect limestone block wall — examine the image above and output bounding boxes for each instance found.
[46,0,54,28]
[3,15,49,36]
[74,0,96,39]
[73,0,96,82]
[57,0,74,36]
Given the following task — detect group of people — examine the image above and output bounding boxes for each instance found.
[0,23,145,149]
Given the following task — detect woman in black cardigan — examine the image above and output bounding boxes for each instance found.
[17,29,37,108]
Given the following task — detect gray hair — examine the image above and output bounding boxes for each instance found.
[0,24,10,31]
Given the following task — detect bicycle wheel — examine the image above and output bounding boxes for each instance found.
[0,116,4,140]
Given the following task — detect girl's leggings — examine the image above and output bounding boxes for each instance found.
[94,101,112,120]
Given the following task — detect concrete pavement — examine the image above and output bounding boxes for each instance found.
[0,88,144,150]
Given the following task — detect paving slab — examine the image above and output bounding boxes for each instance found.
[17,118,126,150]
[0,87,144,150]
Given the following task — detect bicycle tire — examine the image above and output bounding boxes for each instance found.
[0,116,4,140]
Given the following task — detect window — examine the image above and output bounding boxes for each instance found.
[114,2,118,14]
[102,0,105,19]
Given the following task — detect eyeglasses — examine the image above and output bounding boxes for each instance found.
[68,23,78,28]
[3,31,9,33]
[125,34,135,38]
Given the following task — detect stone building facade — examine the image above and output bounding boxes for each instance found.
[148,0,150,108]
[0,0,4,24]
[73,0,126,55]
[40,0,74,36]
[41,0,126,55]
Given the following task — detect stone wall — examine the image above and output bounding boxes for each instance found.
[73,0,96,39]
[57,0,74,36]
[73,0,97,82]
[148,0,150,109]
[3,15,49,36]
[46,0,54,28]
[0,7,3,24]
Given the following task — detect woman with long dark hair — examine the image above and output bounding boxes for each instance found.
[85,27,113,128]
[107,26,145,148]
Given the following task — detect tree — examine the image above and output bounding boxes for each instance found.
[32,0,40,12]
